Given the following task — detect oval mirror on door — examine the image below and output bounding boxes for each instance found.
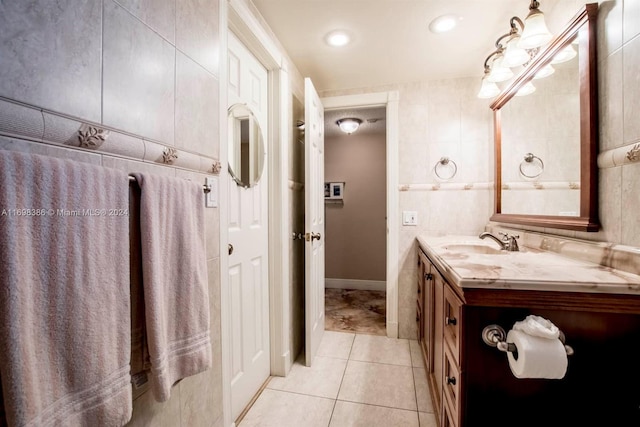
[227,103,265,187]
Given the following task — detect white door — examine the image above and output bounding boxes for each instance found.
[227,31,270,420]
[304,78,325,366]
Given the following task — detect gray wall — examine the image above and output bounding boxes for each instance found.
[325,132,387,282]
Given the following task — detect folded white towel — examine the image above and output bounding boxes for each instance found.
[513,314,560,339]
[131,172,211,402]
[0,150,132,426]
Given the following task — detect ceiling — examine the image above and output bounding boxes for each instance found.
[252,0,561,93]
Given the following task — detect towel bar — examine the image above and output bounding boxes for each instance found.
[128,175,211,193]
[482,324,574,356]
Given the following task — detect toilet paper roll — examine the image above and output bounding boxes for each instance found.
[506,329,568,379]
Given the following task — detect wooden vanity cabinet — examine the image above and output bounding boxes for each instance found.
[417,249,449,425]
[417,246,640,427]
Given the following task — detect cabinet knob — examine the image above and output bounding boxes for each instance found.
[446,376,457,386]
[425,273,433,280]
[445,317,457,326]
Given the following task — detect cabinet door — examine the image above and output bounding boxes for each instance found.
[431,267,445,420]
[419,251,434,373]
[417,253,425,342]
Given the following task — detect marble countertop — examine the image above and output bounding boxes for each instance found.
[417,235,640,295]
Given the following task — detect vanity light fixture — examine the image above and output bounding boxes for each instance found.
[515,81,536,96]
[533,63,555,79]
[551,44,577,64]
[518,0,553,49]
[325,30,351,47]
[501,17,529,68]
[502,35,530,68]
[488,52,514,82]
[336,118,362,134]
[477,70,501,98]
[476,1,553,99]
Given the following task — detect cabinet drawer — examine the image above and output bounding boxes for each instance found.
[443,285,462,365]
[443,345,461,426]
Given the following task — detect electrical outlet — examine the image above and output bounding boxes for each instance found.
[402,211,418,226]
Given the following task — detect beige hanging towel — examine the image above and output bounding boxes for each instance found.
[0,150,132,426]
[131,172,211,402]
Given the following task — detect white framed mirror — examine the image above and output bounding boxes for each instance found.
[227,103,266,187]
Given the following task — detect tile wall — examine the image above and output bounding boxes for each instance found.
[0,0,223,426]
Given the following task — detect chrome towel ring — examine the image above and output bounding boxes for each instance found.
[519,153,544,179]
[434,157,457,181]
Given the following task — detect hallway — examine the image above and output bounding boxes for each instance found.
[238,332,437,426]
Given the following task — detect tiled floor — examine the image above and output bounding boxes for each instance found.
[325,289,386,336]
[238,331,437,427]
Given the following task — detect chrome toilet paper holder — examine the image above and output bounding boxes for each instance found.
[482,324,574,356]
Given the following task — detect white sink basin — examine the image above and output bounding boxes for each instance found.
[442,243,505,255]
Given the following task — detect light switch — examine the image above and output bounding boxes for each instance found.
[402,211,418,226]
[205,177,218,208]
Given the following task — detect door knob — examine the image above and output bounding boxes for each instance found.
[304,232,322,242]
[228,244,234,255]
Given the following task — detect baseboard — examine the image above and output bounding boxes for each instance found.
[325,278,386,292]
[386,321,399,338]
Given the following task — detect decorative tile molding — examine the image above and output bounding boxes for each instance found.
[501,181,580,190]
[399,182,493,192]
[78,124,109,149]
[598,141,640,168]
[0,99,44,141]
[211,161,222,174]
[162,147,178,165]
[0,97,219,175]
[627,143,640,163]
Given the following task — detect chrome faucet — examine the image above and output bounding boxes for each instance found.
[479,231,520,252]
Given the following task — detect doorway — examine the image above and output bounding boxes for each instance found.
[320,92,399,339]
[323,106,387,336]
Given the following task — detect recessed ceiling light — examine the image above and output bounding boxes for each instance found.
[429,14,460,34]
[325,30,351,47]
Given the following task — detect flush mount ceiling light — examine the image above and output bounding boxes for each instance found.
[336,118,362,134]
[325,30,351,47]
[518,0,553,49]
[429,14,460,34]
